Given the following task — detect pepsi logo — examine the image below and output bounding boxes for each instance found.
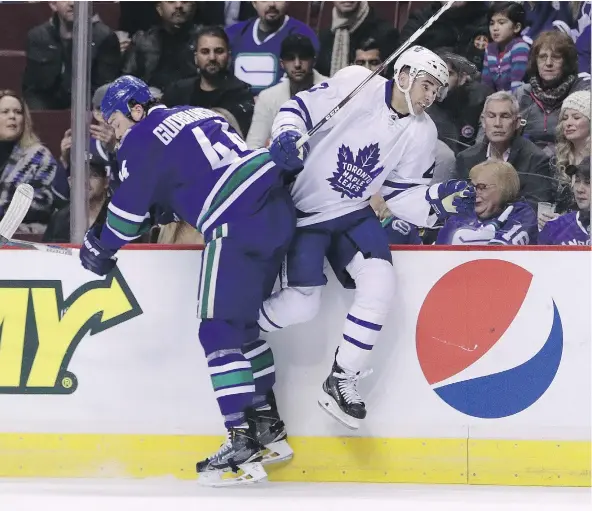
[416,260,563,419]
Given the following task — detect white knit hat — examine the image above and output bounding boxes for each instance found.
[561,90,591,120]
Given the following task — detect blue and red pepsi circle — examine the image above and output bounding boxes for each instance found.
[416,259,563,419]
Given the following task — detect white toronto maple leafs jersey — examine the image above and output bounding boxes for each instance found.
[272,65,439,227]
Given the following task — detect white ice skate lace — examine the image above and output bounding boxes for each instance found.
[334,369,373,405]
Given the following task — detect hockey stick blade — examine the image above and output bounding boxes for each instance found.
[0,183,34,239]
[0,235,78,257]
[296,0,455,149]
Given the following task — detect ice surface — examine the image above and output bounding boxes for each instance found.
[0,479,589,511]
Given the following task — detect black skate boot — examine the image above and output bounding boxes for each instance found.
[196,414,267,487]
[318,354,371,430]
[253,390,293,465]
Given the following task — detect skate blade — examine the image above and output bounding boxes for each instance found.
[318,391,360,430]
[260,439,294,465]
[197,462,268,487]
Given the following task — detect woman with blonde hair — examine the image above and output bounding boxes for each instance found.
[437,160,538,245]
[555,90,591,185]
[0,90,57,231]
[539,89,591,228]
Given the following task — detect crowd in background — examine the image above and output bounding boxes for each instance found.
[0,0,590,246]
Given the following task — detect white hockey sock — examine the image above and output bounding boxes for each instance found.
[337,304,385,373]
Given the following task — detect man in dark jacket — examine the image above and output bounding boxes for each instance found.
[162,26,254,137]
[399,1,489,71]
[316,1,399,77]
[22,2,121,110]
[428,51,494,154]
[122,1,200,91]
[455,91,555,207]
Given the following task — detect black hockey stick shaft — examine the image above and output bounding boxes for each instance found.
[296,0,455,149]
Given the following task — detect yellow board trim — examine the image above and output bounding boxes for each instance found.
[0,434,588,487]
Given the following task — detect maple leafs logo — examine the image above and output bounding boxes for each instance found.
[327,143,384,198]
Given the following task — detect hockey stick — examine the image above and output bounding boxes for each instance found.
[0,183,34,243]
[0,236,78,257]
[0,183,78,256]
[296,0,455,149]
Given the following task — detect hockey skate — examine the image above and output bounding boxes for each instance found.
[254,391,293,465]
[318,355,372,430]
[196,421,267,487]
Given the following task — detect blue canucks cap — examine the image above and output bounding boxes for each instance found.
[100,75,153,122]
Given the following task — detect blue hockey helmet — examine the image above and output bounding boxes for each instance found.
[100,75,153,122]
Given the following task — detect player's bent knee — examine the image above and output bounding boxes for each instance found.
[288,286,323,322]
[348,256,396,314]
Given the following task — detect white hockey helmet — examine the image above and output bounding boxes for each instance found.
[392,45,449,115]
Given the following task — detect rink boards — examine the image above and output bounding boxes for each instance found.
[0,245,589,487]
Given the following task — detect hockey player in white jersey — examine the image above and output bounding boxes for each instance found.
[258,46,476,429]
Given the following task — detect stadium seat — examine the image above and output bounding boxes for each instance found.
[94,2,121,31]
[0,2,50,50]
[0,50,27,93]
[287,1,312,25]
[30,110,71,161]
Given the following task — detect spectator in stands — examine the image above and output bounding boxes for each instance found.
[539,161,590,245]
[573,1,591,75]
[352,37,383,73]
[162,26,254,137]
[22,1,121,110]
[541,89,591,227]
[122,1,199,92]
[0,90,56,231]
[557,90,591,173]
[514,30,590,157]
[157,220,204,244]
[399,1,489,71]
[43,154,110,243]
[455,91,555,207]
[119,2,256,37]
[52,84,119,207]
[428,51,494,154]
[381,216,422,245]
[226,1,318,96]
[437,160,538,245]
[210,107,247,139]
[246,34,326,149]
[316,1,398,77]
[482,2,529,92]
[521,1,575,45]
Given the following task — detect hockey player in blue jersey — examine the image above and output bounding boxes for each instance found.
[437,160,538,245]
[78,76,296,486]
[539,163,591,246]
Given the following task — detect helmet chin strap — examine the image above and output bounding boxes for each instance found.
[394,67,420,116]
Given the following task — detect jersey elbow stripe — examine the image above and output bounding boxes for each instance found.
[107,211,144,237]
[383,183,420,201]
[108,202,150,223]
[279,107,310,129]
[292,96,313,131]
[105,222,142,242]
